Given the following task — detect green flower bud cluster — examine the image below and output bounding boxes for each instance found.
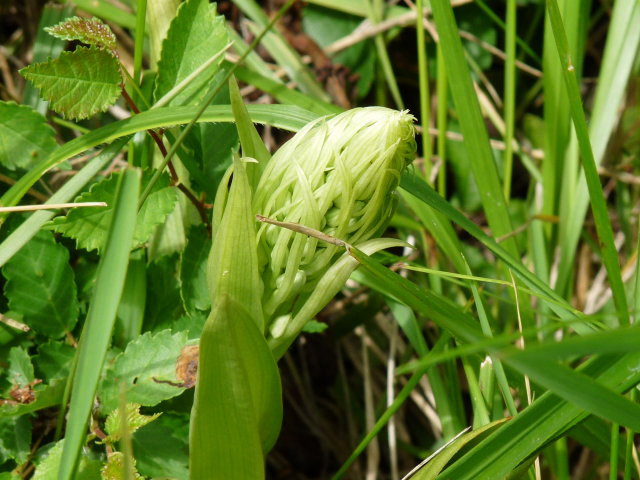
[253,107,416,323]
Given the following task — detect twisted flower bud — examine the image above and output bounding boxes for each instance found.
[253,107,416,324]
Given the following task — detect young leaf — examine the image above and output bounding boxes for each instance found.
[101,452,144,480]
[153,0,228,107]
[104,404,161,443]
[49,170,178,253]
[98,330,188,414]
[2,230,78,338]
[45,16,117,53]
[20,46,121,120]
[5,347,35,390]
[0,101,57,170]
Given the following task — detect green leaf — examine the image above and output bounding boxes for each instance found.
[208,157,263,330]
[101,452,144,480]
[133,413,189,480]
[0,101,57,170]
[32,440,102,480]
[6,347,35,390]
[0,379,66,418]
[50,170,178,253]
[0,415,31,465]
[180,225,211,315]
[20,46,121,120]
[302,4,376,98]
[229,76,270,190]
[181,122,238,202]
[190,296,283,479]
[34,340,75,381]
[45,16,117,52]
[99,330,188,414]
[104,404,161,443]
[0,103,319,211]
[59,169,140,480]
[408,419,507,479]
[145,255,184,332]
[2,230,78,338]
[153,0,228,107]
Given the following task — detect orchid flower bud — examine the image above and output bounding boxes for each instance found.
[253,107,416,324]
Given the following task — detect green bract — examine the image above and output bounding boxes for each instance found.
[253,106,416,324]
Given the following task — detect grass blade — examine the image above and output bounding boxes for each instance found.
[58,168,140,480]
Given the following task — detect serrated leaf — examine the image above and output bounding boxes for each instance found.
[34,340,75,381]
[101,452,144,480]
[49,170,178,253]
[180,225,211,315]
[45,16,116,52]
[154,0,228,106]
[99,330,188,414]
[32,440,102,480]
[104,404,161,442]
[132,413,189,479]
[20,46,121,120]
[6,347,35,389]
[0,416,31,465]
[2,230,78,338]
[0,101,57,170]
[0,379,66,418]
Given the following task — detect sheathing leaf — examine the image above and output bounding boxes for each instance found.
[20,46,121,120]
[190,296,282,480]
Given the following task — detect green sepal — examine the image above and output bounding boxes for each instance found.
[190,295,283,480]
[207,155,263,330]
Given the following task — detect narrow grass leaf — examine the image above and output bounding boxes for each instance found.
[546,0,629,323]
[429,0,517,255]
[556,2,640,296]
[408,419,507,479]
[58,168,140,480]
[438,352,640,479]
[400,173,591,331]
[0,104,319,212]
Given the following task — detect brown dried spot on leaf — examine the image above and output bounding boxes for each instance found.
[175,345,199,389]
[152,345,199,389]
[1,379,43,405]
